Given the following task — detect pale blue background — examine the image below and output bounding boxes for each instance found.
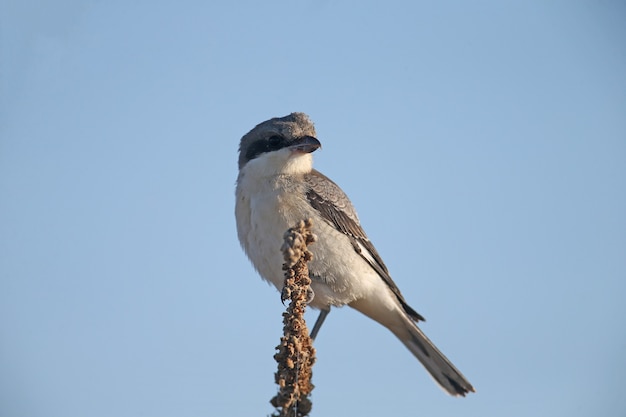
[1,1,625,416]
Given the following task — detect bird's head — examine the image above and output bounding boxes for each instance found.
[238,112,321,176]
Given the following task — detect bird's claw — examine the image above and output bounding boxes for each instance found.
[280,286,315,305]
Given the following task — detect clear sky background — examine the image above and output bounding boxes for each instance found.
[1,1,625,416]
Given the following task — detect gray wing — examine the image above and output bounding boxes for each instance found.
[304,169,425,322]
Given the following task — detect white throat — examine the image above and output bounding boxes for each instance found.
[240,148,314,178]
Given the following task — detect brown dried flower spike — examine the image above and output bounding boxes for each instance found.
[270,219,317,417]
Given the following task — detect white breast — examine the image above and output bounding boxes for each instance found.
[235,152,391,309]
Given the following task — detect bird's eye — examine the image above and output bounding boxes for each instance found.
[244,135,285,162]
[266,135,285,151]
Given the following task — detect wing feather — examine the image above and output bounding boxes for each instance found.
[304,170,425,322]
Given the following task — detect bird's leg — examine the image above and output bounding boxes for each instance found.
[310,307,330,340]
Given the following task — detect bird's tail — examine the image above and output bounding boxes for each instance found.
[394,318,475,396]
[349,296,474,396]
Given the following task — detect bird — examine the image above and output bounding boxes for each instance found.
[235,112,474,396]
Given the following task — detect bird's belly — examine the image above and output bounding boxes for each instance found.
[243,195,296,289]
[238,190,379,309]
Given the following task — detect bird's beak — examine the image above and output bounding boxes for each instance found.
[289,136,321,154]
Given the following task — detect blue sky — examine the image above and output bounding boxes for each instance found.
[1,1,625,416]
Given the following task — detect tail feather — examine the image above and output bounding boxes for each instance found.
[349,296,474,396]
[399,319,475,396]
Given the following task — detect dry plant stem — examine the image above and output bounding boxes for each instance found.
[270,219,317,417]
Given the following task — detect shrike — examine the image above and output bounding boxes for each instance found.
[235,112,474,396]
